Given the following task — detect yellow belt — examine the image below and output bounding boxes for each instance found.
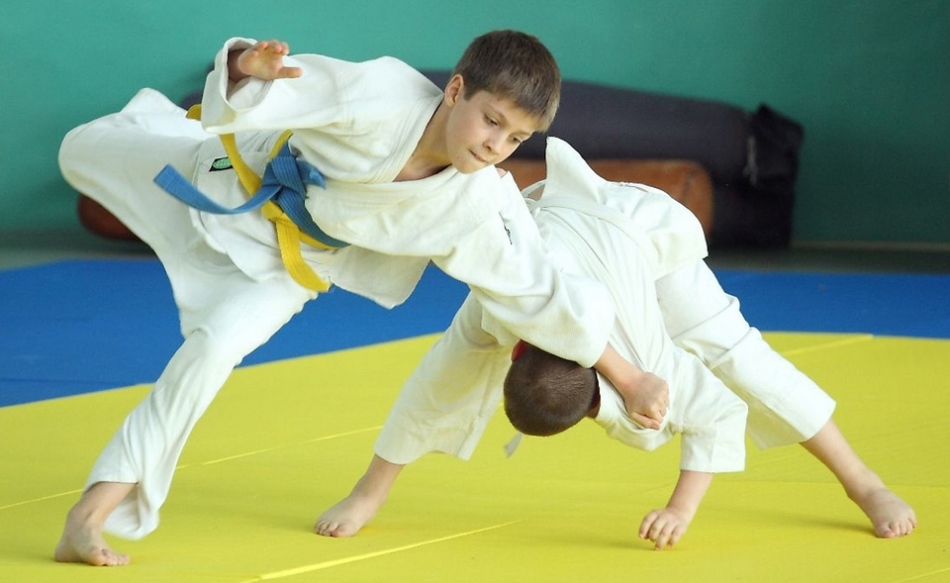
[187,105,331,292]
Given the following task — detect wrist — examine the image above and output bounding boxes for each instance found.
[594,344,641,383]
[227,49,249,82]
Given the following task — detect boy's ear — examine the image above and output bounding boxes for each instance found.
[444,74,465,106]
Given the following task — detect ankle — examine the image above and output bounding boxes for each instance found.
[67,496,113,531]
[842,468,887,503]
[350,483,388,506]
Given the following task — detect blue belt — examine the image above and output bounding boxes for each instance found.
[153,143,349,249]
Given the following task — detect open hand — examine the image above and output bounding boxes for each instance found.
[233,39,303,81]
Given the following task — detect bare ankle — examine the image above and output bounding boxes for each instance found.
[842,467,887,504]
[66,497,111,532]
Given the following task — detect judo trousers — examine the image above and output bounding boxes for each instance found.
[656,262,836,450]
[59,90,317,539]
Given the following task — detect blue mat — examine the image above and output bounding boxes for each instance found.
[715,270,950,339]
[2,259,948,407]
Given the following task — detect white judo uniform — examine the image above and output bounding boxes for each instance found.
[374,138,836,470]
[58,38,616,539]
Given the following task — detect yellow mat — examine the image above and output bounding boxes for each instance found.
[1,332,947,582]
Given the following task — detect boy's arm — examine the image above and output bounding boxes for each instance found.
[595,344,668,430]
[375,294,512,464]
[203,36,385,135]
[318,296,506,538]
[638,470,713,550]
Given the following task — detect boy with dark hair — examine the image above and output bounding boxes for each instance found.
[317,138,916,546]
[452,30,561,130]
[54,31,666,566]
[503,340,599,436]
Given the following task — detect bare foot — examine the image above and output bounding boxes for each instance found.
[314,492,385,538]
[801,421,917,539]
[852,487,917,538]
[315,454,403,537]
[54,507,130,566]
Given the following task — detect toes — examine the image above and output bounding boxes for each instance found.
[104,551,131,567]
[875,517,916,538]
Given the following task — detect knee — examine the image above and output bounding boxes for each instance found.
[183,327,248,370]
[671,297,752,364]
[705,327,769,371]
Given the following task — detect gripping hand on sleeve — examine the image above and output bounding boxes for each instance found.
[595,345,669,430]
[621,369,669,430]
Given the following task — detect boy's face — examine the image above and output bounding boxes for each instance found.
[443,75,542,174]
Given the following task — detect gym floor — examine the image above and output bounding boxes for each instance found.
[1,230,948,582]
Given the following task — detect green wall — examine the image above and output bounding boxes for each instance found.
[2,0,948,246]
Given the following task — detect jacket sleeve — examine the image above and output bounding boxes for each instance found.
[199,37,424,135]
[432,173,615,368]
[374,295,511,463]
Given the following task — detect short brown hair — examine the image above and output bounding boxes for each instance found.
[453,29,561,130]
[504,342,597,436]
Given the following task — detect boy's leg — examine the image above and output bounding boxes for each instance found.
[54,482,135,566]
[57,87,320,564]
[656,261,834,448]
[56,268,314,564]
[656,261,915,537]
[55,266,314,564]
[58,107,318,559]
[317,296,510,538]
[59,88,207,259]
[315,455,404,537]
[802,421,916,537]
